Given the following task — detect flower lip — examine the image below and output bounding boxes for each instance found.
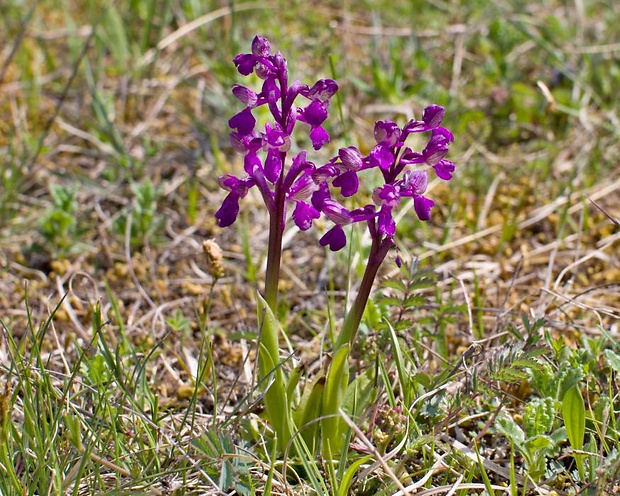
[309,126,330,150]
[333,170,359,197]
[414,195,435,221]
[320,225,347,251]
[369,143,395,170]
[292,201,320,231]
[433,159,455,180]
[263,123,290,152]
[215,192,241,227]
[229,108,256,135]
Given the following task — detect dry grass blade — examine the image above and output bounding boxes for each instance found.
[588,195,620,228]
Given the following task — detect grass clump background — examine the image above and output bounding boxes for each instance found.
[0,0,619,494]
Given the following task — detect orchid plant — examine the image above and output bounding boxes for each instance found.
[216,36,455,456]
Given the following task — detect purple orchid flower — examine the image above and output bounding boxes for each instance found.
[215,36,338,240]
[215,36,457,455]
[311,109,455,252]
[216,34,456,317]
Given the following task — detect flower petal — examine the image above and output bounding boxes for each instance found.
[292,201,320,231]
[433,126,454,143]
[338,146,363,170]
[252,35,271,57]
[414,195,435,221]
[309,126,330,150]
[321,199,352,225]
[264,149,283,183]
[422,134,450,165]
[402,119,427,134]
[288,171,317,201]
[304,79,338,102]
[319,225,347,251]
[218,174,253,197]
[215,192,241,227]
[400,170,428,195]
[433,159,455,180]
[374,120,401,145]
[333,170,359,197]
[228,108,256,135]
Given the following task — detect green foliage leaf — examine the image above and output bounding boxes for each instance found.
[322,344,350,459]
[604,350,620,373]
[102,6,130,66]
[524,397,555,437]
[256,293,293,451]
[523,434,554,454]
[381,279,407,292]
[557,364,584,400]
[403,294,427,308]
[294,375,324,454]
[376,296,403,308]
[562,386,585,451]
[496,413,525,446]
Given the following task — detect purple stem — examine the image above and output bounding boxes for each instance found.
[264,150,288,310]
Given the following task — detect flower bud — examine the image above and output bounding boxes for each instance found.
[202,240,225,279]
[251,35,270,57]
[338,147,363,170]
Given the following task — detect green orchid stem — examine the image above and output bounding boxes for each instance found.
[322,233,392,458]
[335,234,393,353]
[260,172,293,451]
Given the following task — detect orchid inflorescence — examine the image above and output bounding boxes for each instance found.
[215,35,455,455]
[216,35,455,254]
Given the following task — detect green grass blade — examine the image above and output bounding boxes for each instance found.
[337,455,371,496]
